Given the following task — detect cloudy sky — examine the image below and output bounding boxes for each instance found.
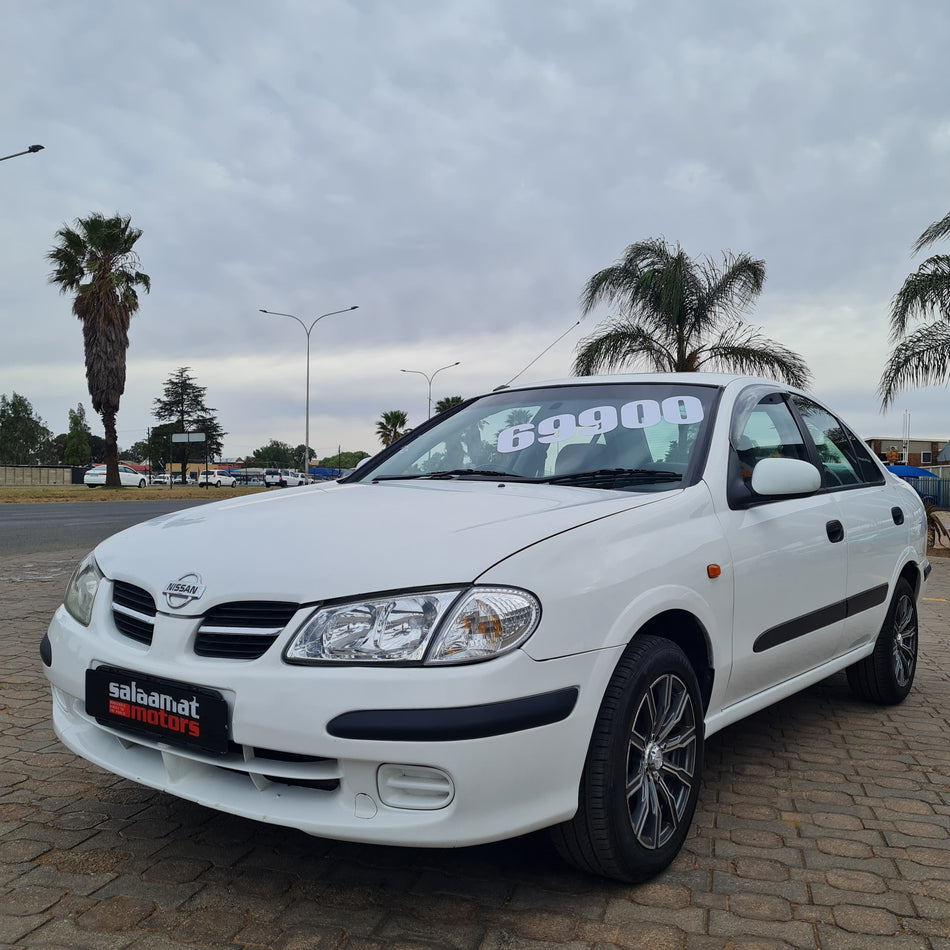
[2,0,949,461]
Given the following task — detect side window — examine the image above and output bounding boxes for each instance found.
[732,395,809,479]
[790,396,881,488]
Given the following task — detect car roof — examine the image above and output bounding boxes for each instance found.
[503,372,765,391]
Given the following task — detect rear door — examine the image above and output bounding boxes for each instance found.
[789,395,910,657]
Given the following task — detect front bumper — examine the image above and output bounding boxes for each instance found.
[42,596,621,847]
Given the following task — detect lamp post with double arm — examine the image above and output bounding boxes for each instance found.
[401,361,461,419]
[260,306,358,475]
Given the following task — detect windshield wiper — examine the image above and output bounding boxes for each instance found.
[373,469,526,482]
[540,468,684,487]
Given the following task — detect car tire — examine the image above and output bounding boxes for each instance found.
[138,479,146,488]
[846,577,918,705]
[550,634,704,883]
[214,481,221,488]
[279,480,286,488]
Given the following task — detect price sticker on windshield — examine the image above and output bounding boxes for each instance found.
[496,396,703,453]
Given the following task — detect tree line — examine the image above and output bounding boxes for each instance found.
[0,371,369,473]
[0,395,102,466]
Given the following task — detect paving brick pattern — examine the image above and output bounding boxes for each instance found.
[2,548,949,949]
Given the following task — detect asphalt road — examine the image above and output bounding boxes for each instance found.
[0,499,212,555]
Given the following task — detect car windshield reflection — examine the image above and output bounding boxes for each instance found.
[357,382,717,491]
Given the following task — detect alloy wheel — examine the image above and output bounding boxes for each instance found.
[891,593,918,688]
[626,672,698,850]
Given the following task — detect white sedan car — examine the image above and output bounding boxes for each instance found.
[83,465,147,488]
[197,471,238,488]
[43,374,927,882]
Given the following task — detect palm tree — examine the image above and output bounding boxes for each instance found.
[879,212,950,408]
[47,213,150,487]
[434,395,464,415]
[572,238,810,388]
[376,409,409,447]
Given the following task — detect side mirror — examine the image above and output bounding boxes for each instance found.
[750,457,821,497]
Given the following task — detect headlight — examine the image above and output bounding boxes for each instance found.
[285,586,541,665]
[63,551,103,627]
[427,588,541,664]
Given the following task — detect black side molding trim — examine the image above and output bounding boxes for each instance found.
[327,687,579,741]
[754,584,889,653]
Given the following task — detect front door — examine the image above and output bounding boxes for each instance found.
[717,392,848,708]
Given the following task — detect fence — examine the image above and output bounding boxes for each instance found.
[899,476,950,507]
[0,465,85,486]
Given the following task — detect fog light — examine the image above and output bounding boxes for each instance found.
[377,764,454,810]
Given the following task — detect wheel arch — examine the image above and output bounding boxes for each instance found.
[631,610,715,713]
[898,559,923,600]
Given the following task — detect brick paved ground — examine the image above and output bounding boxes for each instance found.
[1,548,948,949]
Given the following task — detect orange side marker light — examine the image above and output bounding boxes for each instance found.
[707,564,721,579]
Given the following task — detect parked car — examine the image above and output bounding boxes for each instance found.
[42,374,927,882]
[83,465,147,488]
[150,474,170,486]
[232,473,263,487]
[197,471,238,488]
[263,468,306,487]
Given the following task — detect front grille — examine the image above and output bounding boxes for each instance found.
[195,601,299,659]
[112,582,156,646]
[114,581,157,616]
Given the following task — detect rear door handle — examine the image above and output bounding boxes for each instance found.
[826,520,844,543]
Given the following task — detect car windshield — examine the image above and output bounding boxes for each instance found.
[354,381,719,491]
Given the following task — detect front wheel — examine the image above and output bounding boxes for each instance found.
[846,578,918,704]
[137,479,146,488]
[551,635,704,882]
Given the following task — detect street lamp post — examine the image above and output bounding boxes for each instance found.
[401,361,461,419]
[0,144,44,163]
[259,305,358,475]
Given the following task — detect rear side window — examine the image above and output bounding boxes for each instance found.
[790,396,884,488]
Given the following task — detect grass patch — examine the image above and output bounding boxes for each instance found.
[0,485,269,503]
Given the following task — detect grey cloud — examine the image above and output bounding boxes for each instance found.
[4,0,950,453]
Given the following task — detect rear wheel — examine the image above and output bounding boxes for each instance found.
[551,635,704,882]
[846,578,918,704]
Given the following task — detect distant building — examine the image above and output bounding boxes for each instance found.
[864,437,946,468]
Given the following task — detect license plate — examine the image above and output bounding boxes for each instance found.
[85,667,229,755]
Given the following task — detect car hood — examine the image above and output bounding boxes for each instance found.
[94,480,674,613]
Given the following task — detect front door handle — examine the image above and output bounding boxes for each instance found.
[826,520,844,543]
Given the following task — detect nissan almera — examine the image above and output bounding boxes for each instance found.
[41,374,928,882]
